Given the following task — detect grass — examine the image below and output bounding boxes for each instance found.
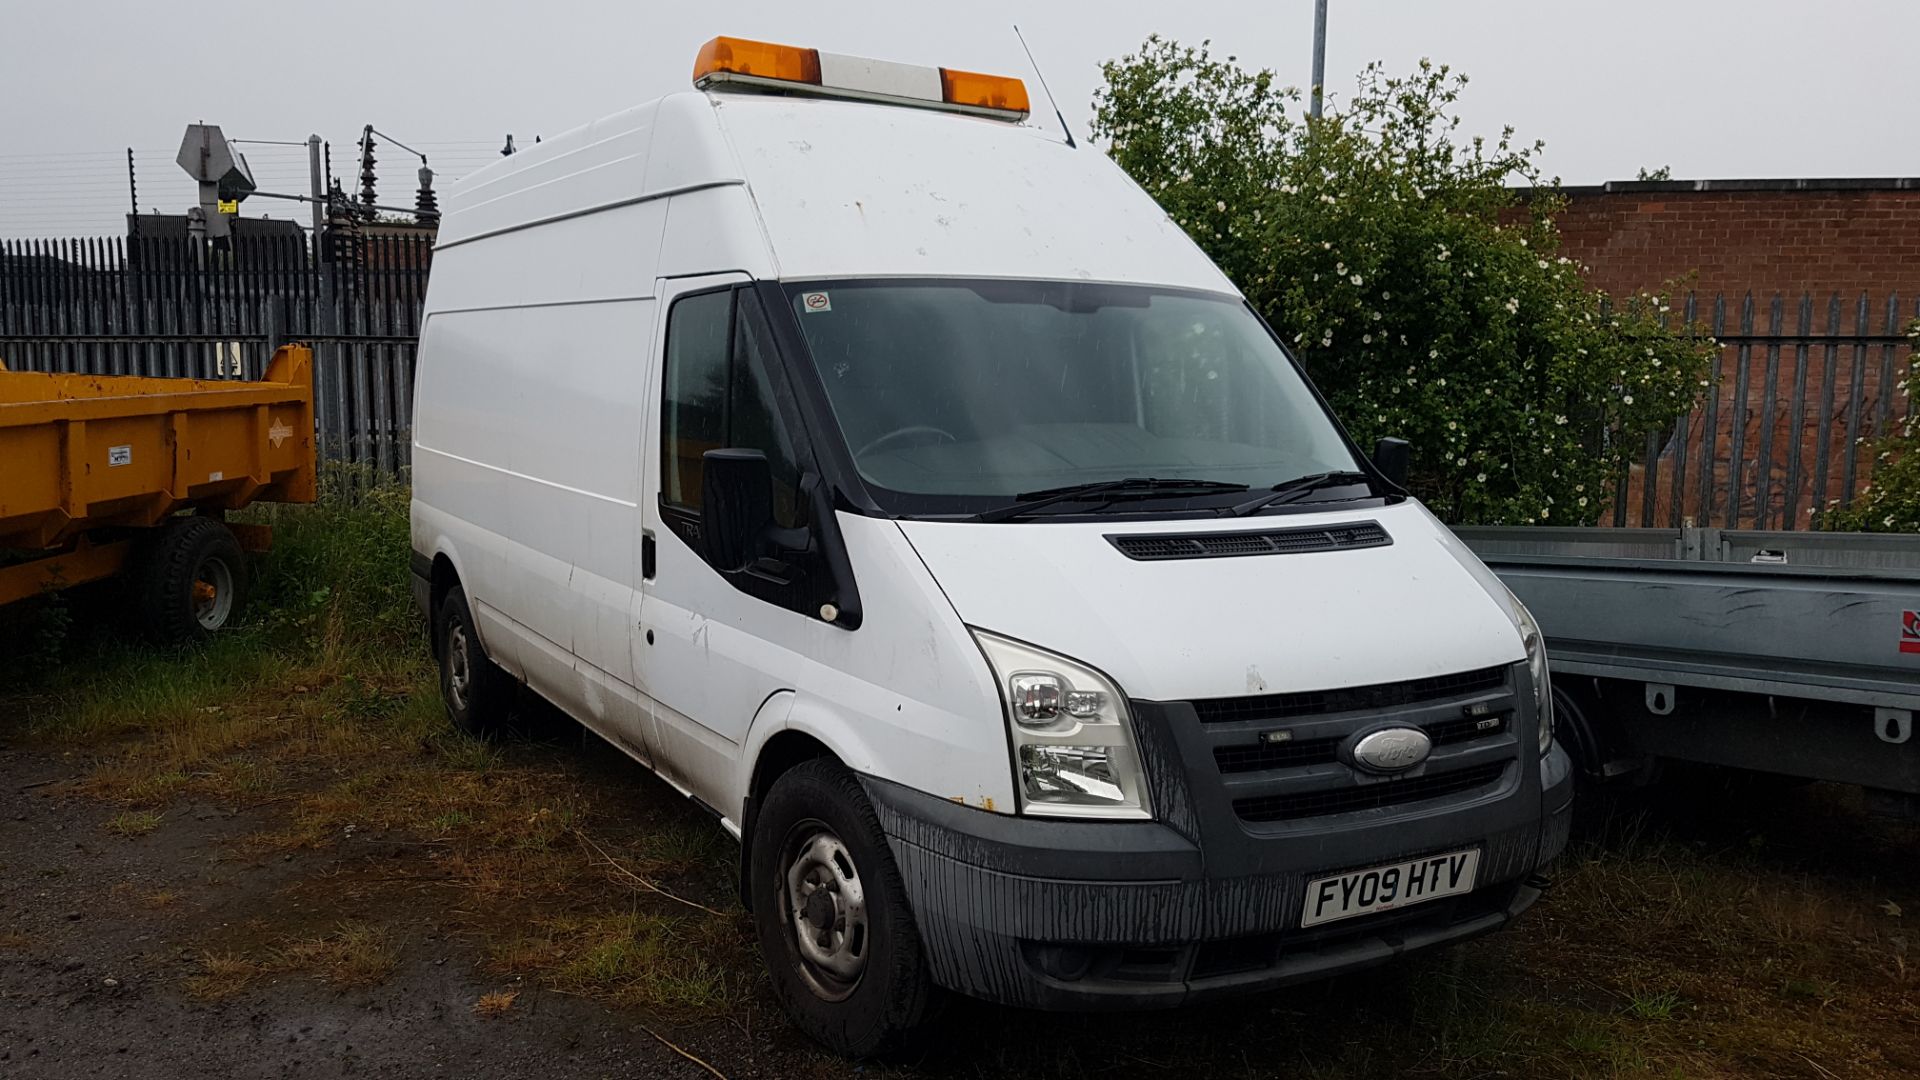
[4,475,1917,1078]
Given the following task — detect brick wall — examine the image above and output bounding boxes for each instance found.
[1519,179,1920,528]
[1533,178,1920,300]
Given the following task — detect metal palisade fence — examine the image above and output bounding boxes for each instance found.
[1,239,1914,528]
[1617,291,1918,530]
[0,233,430,478]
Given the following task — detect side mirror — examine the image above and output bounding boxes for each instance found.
[1373,437,1411,489]
[701,449,775,573]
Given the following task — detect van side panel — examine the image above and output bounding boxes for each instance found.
[415,196,668,744]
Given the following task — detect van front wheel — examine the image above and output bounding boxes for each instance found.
[751,759,932,1058]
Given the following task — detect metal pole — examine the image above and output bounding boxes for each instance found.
[1310,0,1328,119]
[307,135,325,240]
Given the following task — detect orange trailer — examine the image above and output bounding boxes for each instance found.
[0,344,316,642]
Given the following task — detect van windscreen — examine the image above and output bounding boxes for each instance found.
[782,279,1364,517]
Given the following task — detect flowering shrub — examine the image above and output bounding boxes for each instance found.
[1817,322,1920,532]
[1093,39,1717,524]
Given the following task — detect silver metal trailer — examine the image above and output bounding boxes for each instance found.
[1453,526,1920,818]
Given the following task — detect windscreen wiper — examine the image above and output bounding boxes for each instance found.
[971,477,1249,523]
[1227,470,1376,517]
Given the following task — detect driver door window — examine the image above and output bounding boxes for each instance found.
[660,287,804,532]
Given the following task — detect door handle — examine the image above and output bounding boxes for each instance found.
[642,532,657,580]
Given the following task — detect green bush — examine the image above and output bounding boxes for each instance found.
[1817,322,1920,532]
[1093,39,1717,524]
[244,467,419,648]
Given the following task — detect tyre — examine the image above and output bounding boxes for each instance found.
[435,585,512,735]
[133,516,249,645]
[750,758,933,1058]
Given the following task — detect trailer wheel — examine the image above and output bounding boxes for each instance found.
[435,585,512,736]
[134,516,249,645]
[751,758,933,1058]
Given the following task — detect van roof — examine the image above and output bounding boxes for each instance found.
[436,90,1235,292]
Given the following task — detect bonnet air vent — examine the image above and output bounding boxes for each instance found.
[1107,521,1391,562]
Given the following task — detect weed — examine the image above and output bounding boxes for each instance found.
[183,952,265,1001]
[473,989,519,1018]
[104,808,163,837]
[1625,987,1684,1020]
[277,922,398,988]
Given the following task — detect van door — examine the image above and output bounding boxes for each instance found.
[638,275,815,801]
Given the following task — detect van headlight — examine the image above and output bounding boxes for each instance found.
[1516,602,1554,754]
[972,630,1152,820]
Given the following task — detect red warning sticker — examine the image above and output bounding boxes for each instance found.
[1903,610,1920,655]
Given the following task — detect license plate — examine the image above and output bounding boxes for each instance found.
[1301,849,1480,928]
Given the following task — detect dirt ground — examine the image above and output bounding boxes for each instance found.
[4,710,1917,1080]
[0,744,730,1079]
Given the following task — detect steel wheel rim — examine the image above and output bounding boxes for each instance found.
[780,819,868,1001]
[447,622,472,713]
[192,557,235,630]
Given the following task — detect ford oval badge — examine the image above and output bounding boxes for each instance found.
[1352,727,1432,774]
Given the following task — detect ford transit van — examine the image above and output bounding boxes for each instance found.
[410,35,1572,1056]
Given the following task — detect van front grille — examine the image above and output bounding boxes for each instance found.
[1212,712,1507,774]
[1193,666,1508,726]
[1173,663,1522,825]
[1232,761,1509,822]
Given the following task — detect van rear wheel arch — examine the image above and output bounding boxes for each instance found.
[428,554,461,658]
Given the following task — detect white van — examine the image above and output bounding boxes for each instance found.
[410,36,1572,1056]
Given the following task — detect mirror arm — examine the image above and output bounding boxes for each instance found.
[805,472,863,630]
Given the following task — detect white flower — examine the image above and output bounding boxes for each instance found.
[1336,263,1347,275]
[1351,274,1364,286]
[1505,298,1519,314]
[1448,420,1458,430]
[1539,507,1550,519]
[1437,377,1447,386]
[1554,414,1568,425]
[1362,334,1373,344]
[1578,497,1588,507]
[1537,260,1549,269]
[1436,246,1451,261]
[1215,200,1227,212]
[1624,394,1635,405]
[1429,349,1440,359]
[1476,472,1487,483]
[1178,171,1193,182]
[1319,193,1337,205]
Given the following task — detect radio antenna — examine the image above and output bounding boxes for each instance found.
[1013,25,1076,148]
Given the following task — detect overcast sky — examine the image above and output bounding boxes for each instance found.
[3,0,1914,239]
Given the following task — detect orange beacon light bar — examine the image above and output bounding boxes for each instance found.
[692,36,1031,122]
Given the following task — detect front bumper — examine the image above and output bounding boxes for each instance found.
[862,735,1573,1011]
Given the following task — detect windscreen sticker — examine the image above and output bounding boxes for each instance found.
[801,290,832,313]
[1901,610,1920,655]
